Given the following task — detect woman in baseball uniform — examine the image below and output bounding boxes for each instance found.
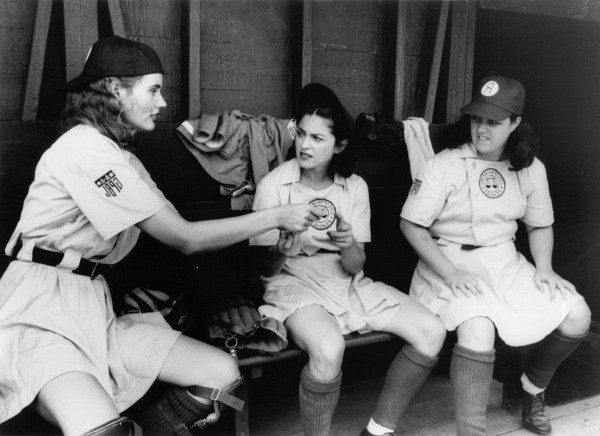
[251,83,446,436]
[401,76,591,435]
[0,36,320,436]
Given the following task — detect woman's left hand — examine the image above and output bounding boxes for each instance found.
[533,268,577,301]
[327,212,355,249]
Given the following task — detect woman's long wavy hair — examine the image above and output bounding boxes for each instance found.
[60,76,140,149]
[289,83,356,178]
[447,114,539,171]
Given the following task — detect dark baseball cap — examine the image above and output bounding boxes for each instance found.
[65,35,164,91]
[460,76,525,121]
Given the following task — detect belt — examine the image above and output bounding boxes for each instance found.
[431,236,482,251]
[30,246,111,278]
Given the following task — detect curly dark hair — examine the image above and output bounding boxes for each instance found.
[60,76,141,149]
[290,83,356,178]
[447,114,538,171]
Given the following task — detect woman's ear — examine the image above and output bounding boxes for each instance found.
[109,80,123,100]
[510,116,522,132]
[335,139,348,154]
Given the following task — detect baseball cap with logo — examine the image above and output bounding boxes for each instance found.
[65,35,164,91]
[460,76,525,121]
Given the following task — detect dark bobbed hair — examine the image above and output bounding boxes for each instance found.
[448,114,538,171]
[60,76,141,149]
[291,83,356,178]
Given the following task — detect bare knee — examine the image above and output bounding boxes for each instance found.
[412,316,447,357]
[560,301,591,336]
[208,352,241,389]
[307,335,345,380]
[457,317,495,351]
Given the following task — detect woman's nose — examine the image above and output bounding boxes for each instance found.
[301,136,310,149]
[157,93,167,108]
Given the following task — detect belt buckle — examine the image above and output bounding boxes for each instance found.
[90,262,98,278]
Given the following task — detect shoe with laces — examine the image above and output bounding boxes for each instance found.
[521,391,551,434]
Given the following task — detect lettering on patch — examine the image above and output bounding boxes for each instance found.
[409,179,422,196]
[95,170,123,197]
[309,198,336,230]
[479,168,505,198]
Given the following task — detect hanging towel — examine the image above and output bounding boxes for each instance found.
[402,117,435,180]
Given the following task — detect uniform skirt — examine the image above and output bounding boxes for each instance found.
[0,261,181,423]
[409,240,583,346]
[259,252,410,334]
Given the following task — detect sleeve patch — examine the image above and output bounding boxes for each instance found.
[95,170,123,197]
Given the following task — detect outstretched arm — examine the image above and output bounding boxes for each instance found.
[137,203,320,255]
[400,218,483,298]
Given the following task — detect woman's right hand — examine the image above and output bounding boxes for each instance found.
[276,231,303,257]
[443,268,484,298]
[275,203,321,232]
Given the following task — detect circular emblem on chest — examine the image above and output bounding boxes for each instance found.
[479,168,505,198]
[309,198,336,230]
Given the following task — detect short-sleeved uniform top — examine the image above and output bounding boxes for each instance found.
[0,125,181,423]
[401,143,583,346]
[250,159,410,334]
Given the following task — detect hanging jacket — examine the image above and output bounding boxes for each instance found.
[176,110,297,210]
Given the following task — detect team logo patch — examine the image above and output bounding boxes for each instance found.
[309,198,336,230]
[95,170,123,197]
[481,80,499,97]
[409,179,422,196]
[479,168,505,198]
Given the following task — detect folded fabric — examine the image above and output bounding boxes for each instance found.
[402,117,435,180]
[177,111,296,210]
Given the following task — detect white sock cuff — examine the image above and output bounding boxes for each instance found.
[366,418,394,435]
[521,373,545,395]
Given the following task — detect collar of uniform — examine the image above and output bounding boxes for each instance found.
[456,142,513,169]
[279,158,348,190]
[456,142,478,159]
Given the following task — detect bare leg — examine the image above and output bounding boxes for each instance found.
[34,371,119,436]
[286,305,345,436]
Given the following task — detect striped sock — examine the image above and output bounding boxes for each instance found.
[451,344,495,436]
[524,329,588,390]
[299,364,342,436]
[132,387,213,435]
[371,344,438,429]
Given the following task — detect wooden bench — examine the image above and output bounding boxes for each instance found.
[0,120,521,436]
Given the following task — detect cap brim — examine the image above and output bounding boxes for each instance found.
[460,101,512,121]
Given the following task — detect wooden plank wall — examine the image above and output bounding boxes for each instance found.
[0,1,37,120]
[0,0,452,124]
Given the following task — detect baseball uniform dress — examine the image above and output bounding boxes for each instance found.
[401,143,583,346]
[250,159,410,334]
[0,125,181,423]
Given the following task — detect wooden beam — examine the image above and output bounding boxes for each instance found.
[107,0,127,37]
[187,0,201,118]
[446,0,476,123]
[22,0,52,121]
[301,0,312,87]
[480,0,600,23]
[393,0,407,121]
[63,0,99,82]
[424,1,449,123]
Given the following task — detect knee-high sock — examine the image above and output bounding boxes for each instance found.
[524,329,588,390]
[371,344,438,429]
[451,344,495,436]
[299,364,342,436]
[131,387,213,435]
